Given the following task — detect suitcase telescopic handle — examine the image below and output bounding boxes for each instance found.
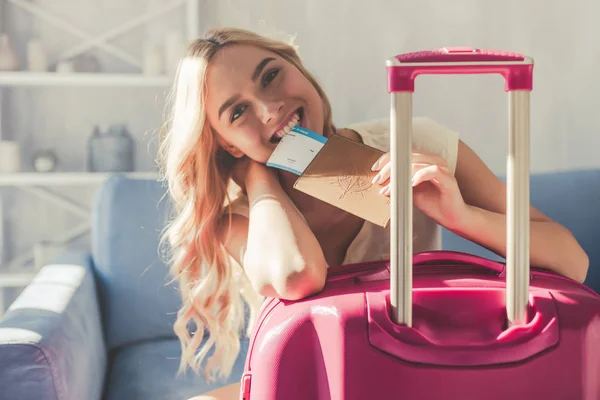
[386,47,534,328]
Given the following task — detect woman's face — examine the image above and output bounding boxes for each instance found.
[205,44,324,163]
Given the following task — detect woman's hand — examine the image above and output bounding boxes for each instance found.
[231,157,274,192]
[371,151,470,231]
[370,140,589,283]
[230,156,252,191]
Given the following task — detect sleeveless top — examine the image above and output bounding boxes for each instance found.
[228,117,460,266]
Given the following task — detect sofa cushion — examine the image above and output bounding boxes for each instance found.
[103,338,249,400]
[92,176,181,350]
[443,169,600,293]
[0,253,106,400]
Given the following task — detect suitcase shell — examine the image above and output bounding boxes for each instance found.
[241,253,600,399]
[239,48,600,399]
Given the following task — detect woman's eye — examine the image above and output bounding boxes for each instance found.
[230,105,247,123]
[262,69,280,87]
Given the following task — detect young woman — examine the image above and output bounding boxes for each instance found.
[157,27,589,399]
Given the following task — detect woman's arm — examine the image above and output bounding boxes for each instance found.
[188,383,240,400]
[453,141,589,283]
[372,139,589,283]
[219,161,328,300]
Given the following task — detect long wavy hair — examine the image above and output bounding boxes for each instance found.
[157,27,334,382]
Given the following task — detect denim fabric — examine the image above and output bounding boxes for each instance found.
[92,176,181,351]
[103,338,250,400]
[443,169,600,292]
[0,252,106,400]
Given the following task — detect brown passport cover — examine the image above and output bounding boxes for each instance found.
[293,134,391,227]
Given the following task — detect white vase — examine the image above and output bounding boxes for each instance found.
[0,140,21,172]
[56,60,74,74]
[0,34,19,71]
[27,38,47,72]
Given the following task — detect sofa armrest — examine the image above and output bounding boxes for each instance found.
[0,252,107,400]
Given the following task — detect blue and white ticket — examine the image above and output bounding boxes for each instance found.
[266,126,328,175]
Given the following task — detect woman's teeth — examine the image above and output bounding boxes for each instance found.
[272,112,300,141]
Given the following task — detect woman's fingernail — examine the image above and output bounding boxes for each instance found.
[371,160,380,171]
[372,173,380,184]
[379,186,387,195]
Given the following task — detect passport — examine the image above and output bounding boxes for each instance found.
[293,134,391,228]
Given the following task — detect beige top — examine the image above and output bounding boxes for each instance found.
[229,117,460,266]
[342,117,459,264]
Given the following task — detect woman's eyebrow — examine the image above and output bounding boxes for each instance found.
[219,94,240,120]
[218,57,276,119]
[251,57,275,82]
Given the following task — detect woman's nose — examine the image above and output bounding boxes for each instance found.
[258,100,284,124]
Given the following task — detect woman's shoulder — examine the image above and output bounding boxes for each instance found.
[345,117,461,174]
[227,193,250,218]
[343,118,390,150]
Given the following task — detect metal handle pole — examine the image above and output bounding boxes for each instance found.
[390,91,413,326]
[506,90,531,326]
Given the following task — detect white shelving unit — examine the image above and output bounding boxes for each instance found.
[0,270,37,317]
[0,0,200,313]
[0,71,172,87]
[0,172,160,186]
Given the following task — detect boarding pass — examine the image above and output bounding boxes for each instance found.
[266,126,328,175]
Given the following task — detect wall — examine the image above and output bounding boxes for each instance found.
[199,0,600,174]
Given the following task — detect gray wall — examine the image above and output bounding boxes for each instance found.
[200,0,600,174]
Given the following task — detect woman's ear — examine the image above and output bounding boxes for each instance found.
[224,144,244,158]
[216,136,244,158]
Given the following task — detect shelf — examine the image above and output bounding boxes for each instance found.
[0,71,173,88]
[0,271,38,288]
[0,172,161,186]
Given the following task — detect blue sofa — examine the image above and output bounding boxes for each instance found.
[0,170,599,400]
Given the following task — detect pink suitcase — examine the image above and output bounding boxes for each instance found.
[239,48,600,400]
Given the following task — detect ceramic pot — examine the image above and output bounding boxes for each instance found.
[87,124,135,172]
[27,39,47,72]
[0,140,21,172]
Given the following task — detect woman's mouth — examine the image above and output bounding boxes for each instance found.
[270,108,304,144]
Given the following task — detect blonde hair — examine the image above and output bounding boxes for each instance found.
[157,27,334,382]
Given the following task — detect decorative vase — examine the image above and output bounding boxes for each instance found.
[55,60,74,73]
[0,140,21,172]
[0,33,19,71]
[32,149,58,172]
[27,38,47,72]
[87,124,135,172]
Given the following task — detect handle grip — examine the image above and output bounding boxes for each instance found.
[366,289,559,367]
[387,47,533,92]
[386,47,533,328]
[395,47,527,63]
